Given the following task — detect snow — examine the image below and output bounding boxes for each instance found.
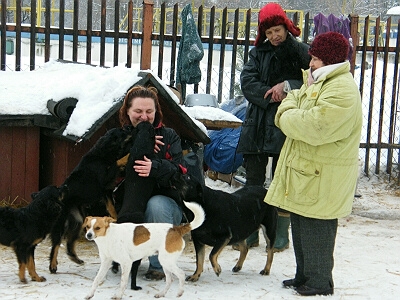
[0,60,242,138]
[0,174,399,299]
[387,6,400,15]
[0,57,399,299]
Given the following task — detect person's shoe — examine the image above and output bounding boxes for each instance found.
[296,285,334,296]
[282,278,306,288]
[273,213,290,252]
[144,270,165,281]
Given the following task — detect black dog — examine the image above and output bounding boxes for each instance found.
[116,121,156,224]
[0,185,64,283]
[180,178,278,282]
[49,124,139,274]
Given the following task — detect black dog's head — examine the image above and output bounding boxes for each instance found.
[129,121,156,160]
[87,126,137,163]
[177,174,204,205]
[30,185,64,220]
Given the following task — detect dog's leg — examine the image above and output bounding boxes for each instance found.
[185,240,206,282]
[17,262,28,283]
[85,258,112,299]
[49,244,60,273]
[65,211,85,265]
[15,251,28,283]
[209,238,230,277]
[260,223,276,275]
[27,246,46,282]
[105,195,118,220]
[114,262,131,300]
[155,269,172,298]
[49,213,67,273]
[260,245,275,275]
[259,217,276,275]
[232,240,249,272]
[130,259,142,290]
[167,264,186,297]
[111,261,120,274]
[175,267,186,297]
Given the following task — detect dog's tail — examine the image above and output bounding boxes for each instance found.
[184,201,205,230]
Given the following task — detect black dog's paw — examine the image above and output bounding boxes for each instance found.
[131,285,142,291]
[111,261,119,274]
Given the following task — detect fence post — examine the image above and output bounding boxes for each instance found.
[141,0,154,70]
[349,14,359,75]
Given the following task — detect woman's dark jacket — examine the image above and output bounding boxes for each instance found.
[237,34,310,154]
[150,125,186,191]
[115,124,186,212]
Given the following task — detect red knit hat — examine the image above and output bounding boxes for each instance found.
[254,2,301,47]
[308,31,350,65]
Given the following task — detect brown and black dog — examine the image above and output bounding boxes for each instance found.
[49,121,157,274]
[0,185,64,283]
[180,177,278,282]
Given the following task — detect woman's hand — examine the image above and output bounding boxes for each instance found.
[133,156,152,177]
[154,135,164,153]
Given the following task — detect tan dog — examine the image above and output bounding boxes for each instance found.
[83,201,205,299]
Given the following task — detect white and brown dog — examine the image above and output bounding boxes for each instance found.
[83,201,205,299]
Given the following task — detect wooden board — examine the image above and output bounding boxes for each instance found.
[196,119,242,130]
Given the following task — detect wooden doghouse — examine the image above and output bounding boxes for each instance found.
[0,69,209,204]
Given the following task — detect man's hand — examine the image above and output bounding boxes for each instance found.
[264,82,286,102]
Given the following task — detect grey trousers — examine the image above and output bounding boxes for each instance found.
[290,213,338,290]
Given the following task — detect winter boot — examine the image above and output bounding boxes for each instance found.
[246,230,260,248]
[232,230,259,250]
[272,212,290,252]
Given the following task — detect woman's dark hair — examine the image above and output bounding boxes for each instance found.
[119,85,163,127]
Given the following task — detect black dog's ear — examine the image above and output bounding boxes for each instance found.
[168,173,189,208]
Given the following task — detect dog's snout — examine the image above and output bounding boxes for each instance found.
[86,232,94,240]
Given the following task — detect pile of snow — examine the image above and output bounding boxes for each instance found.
[0,174,399,299]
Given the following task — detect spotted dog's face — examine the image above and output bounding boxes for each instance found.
[83,216,116,241]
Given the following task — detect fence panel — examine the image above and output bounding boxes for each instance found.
[1,1,399,181]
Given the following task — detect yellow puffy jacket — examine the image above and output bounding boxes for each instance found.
[265,62,362,219]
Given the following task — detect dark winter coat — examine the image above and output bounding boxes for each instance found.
[237,34,310,154]
[150,125,186,190]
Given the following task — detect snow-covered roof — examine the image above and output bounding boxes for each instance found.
[0,60,241,143]
[387,6,400,15]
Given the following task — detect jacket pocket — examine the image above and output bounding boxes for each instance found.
[286,157,321,205]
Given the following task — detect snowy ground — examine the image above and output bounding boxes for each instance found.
[0,173,399,300]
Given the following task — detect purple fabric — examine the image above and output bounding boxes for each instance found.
[313,13,352,60]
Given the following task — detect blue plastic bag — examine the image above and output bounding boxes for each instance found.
[203,97,247,174]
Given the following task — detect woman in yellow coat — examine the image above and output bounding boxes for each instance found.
[265,32,362,296]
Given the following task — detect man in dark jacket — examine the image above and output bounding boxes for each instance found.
[237,2,310,251]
